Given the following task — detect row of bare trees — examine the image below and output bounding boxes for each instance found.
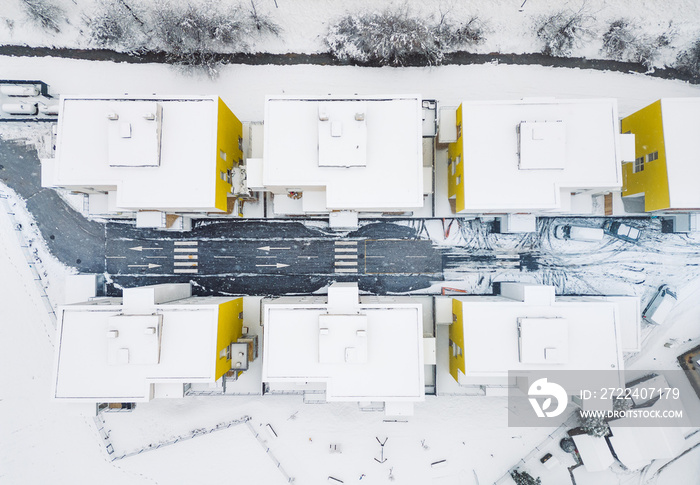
[14,0,700,80]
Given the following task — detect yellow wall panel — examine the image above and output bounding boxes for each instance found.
[620,100,670,211]
[214,97,244,212]
[448,299,466,382]
[447,104,465,213]
[215,298,244,380]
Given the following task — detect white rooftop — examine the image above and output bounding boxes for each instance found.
[571,434,615,472]
[454,284,627,388]
[262,95,424,211]
[262,283,424,402]
[459,98,622,212]
[47,95,220,212]
[609,419,686,470]
[53,285,228,402]
[660,98,700,209]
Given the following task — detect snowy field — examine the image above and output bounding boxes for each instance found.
[2,1,700,481]
[2,54,700,483]
[2,0,700,70]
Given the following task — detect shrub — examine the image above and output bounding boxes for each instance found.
[510,470,541,485]
[602,19,674,67]
[248,0,281,37]
[536,9,594,56]
[327,8,445,66]
[20,0,64,33]
[676,39,700,80]
[436,14,486,49]
[151,1,253,75]
[86,0,147,52]
[153,1,250,54]
[578,408,609,437]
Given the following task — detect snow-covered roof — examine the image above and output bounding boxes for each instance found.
[608,422,686,470]
[661,98,700,209]
[47,95,220,211]
[453,284,625,387]
[262,283,424,402]
[571,434,615,472]
[261,95,424,211]
[53,285,229,402]
[458,98,622,212]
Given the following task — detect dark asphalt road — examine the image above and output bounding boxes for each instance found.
[6,129,695,301]
[0,138,106,273]
[1,138,444,295]
[104,220,443,295]
[105,232,441,276]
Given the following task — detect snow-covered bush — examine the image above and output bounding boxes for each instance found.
[602,19,674,67]
[578,409,609,437]
[20,0,64,33]
[536,9,594,57]
[150,0,280,76]
[436,14,487,49]
[510,470,541,485]
[248,0,281,37]
[153,2,250,54]
[86,0,147,52]
[676,39,700,80]
[327,9,445,66]
[151,1,250,75]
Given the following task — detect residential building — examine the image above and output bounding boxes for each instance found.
[53,283,248,403]
[440,283,639,393]
[440,98,634,224]
[246,95,431,228]
[42,95,244,230]
[621,98,700,214]
[261,282,433,415]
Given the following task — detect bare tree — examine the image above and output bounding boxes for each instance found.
[327,7,485,67]
[536,8,594,57]
[86,0,147,52]
[20,0,65,33]
[152,1,252,76]
[248,0,281,37]
[436,11,486,49]
[602,19,674,68]
[676,39,700,80]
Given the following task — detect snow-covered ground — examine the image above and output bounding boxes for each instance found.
[2,56,700,123]
[3,8,700,483]
[2,0,700,70]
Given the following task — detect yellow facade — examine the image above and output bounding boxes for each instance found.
[448,299,466,382]
[214,298,244,380]
[447,104,465,213]
[620,100,671,211]
[214,97,244,212]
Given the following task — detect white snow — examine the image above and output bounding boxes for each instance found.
[2,0,700,70]
[457,98,622,213]
[2,17,700,484]
[452,287,626,387]
[660,98,700,210]
[262,95,424,212]
[263,303,424,403]
[55,305,220,401]
[50,95,222,212]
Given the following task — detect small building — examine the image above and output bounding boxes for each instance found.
[442,283,639,392]
[53,283,246,403]
[246,95,428,228]
[42,95,244,230]
[441,98,632,219]
[621,98,700,213]
[261,282,428,415]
